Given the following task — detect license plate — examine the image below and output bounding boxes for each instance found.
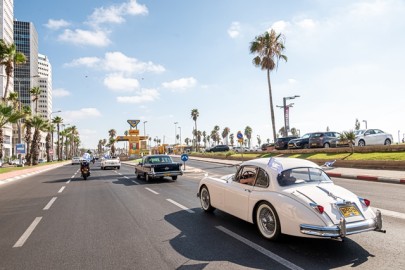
[311,143,317,146]
[339,206,360,217]
[164,173,170,176]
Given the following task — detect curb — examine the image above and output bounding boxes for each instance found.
[325,172,405,185]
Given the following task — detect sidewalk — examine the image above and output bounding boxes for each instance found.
[183,156,405,185]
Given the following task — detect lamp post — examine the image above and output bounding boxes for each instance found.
[143,121,147,136]
[362,120,368,129]
[174,122,178,144]
[277,95,300,137]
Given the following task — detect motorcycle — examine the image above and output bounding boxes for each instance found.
[80,162,90,180]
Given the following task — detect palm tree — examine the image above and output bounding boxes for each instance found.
[229,133,234,146]
[0,101,25,160]
[191,109,199,151]
[108,129,117,155]
[250,29,287,143]
[0,40,27,100]
[211,125,220,145]
[340,130,356,153]
[69,125,78,157]
[45,122,53,162]
[29,86,42,114]
[8,92,19,110]
[52,116,63,161]
[244,126,253,148]
[59,129,68,160]
[30,115,48,165]
[202,131,207,148]
[22,106,33,165]
[222,127,230,145]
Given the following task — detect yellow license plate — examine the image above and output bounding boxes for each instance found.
[164,173,170,176]
[339,206,360,217]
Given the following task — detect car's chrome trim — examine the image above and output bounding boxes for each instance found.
[300,212,384,238]
[147,171,183,177]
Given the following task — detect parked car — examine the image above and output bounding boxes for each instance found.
[206,145,230,152]
[355,129,393,146]
[288,133,313,149]
[275,136,298,150]
[197,157,385,241]
[308,132,341,148]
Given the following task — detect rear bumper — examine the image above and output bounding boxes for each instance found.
[300,210,385,238]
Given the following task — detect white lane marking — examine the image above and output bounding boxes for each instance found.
[216,226,304,270]
[377,208,405,220]
[66,179,71,184]
[13,217,43,248]
[43,197,57,210]
[124,176,129,179]
[132,180,140,185]
[166,199,195,213]
[145,187,159,194]
[71,175,75,178]
[58,186,65,193]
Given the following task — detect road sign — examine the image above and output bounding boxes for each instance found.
[129,129,139,135]
[181,154,189,162]
[16,144,25,154]
[127,119,140,128]
[237,131,243,139]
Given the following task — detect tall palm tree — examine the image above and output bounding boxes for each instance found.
[22,106,33,165]
[191,109,199,151]
[59,129,68,160]
[0,40,27,100]
[52,116,63,161]
[222,127,230,145]
[0,101,25,160]
[229,133,235,146]
[8,92,19,110]
[69,125,78,157]
[108,129,116,155]
[244,126,253,148]
[29,86,42,114]
[202,131,207,148]
[44,122,53,162]
[250,29,287,143]
[30,115,48,165]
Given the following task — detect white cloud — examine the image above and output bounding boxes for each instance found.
[63,108,102,121]
[116,88,159,103]
[270,20,291,33]
[64,57,101,67]
[53,88,71,97]
[44,19,70,30]
[58,29,111,47]
[87,0,148,27]
[228,22,241,38]
[162,77,197,91]
[296,19,318,31]
[103,73,140,91]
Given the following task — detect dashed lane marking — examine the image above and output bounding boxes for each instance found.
[58,186,65,193]
[145,187,159,194]
[166,199,195,213]
[43,197,57,210]
[13,217,43,248]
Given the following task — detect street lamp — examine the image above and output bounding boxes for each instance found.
[277,95,300,137]
[143,121,147,136]
[174,122,178,144]
[362,120,368,129]
[178,127,182,146]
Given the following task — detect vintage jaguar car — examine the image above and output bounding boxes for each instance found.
[197,157,385,240]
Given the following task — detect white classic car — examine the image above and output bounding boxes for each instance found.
[198,157,385,241]
[100,156,121,170]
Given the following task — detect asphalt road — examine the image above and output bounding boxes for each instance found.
[0,159,404,270]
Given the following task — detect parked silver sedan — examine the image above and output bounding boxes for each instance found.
[355,129,393,146]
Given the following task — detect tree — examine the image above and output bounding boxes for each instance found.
[191,109,199,151]
[257,135,261,146]
[211,126,220,145]
[355,119,360,130]
[202,131,207,148]
[108,129,116,155]
[52,116,63,161]
[30,86,42,114]
[44,122,54,162]
[244,126,253,148]
[229,133,234,146]
[340,130,356,153]
[22,106,33,165]
[0,40,27,100]
[222,127,230,145]
[250,29,287,143]
[290,128,299,136]
[30,116,48,165]
[0,101,25,160]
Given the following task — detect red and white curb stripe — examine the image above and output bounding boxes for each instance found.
[326,172,405,184]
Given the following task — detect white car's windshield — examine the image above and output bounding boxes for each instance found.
[277,168,332,187]
[355,130,365,135]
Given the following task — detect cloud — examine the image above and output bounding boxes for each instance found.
[87,0,148,27]
[269,20,291,33]
[162,77,197,91]
[116,88,159,103]
[64,57,101,67]
[44,19,70,30]
[63,108,102,122]
[228,22,241,38]
[53,88,71,97]
[58,29,111,47]
[103,73,140,91]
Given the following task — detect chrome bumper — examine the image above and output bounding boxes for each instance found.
[148,171,183,177]
[300,210,386,238]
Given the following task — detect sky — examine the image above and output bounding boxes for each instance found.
[14,0,405,149]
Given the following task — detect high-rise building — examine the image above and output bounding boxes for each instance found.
[38,53,53,120]
[1,0,14,159]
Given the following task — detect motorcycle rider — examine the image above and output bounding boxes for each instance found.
[80,160,91,176]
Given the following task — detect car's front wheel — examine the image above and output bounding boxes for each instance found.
[199,185,215,212]
[255,202,281,240]
[384,139,391,145]
[323,143,330,148]
[358,140,366,147]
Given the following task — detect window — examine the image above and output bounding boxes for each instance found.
[255,168,269,188]
[277,168,332,187]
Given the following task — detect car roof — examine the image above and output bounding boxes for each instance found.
[242,157,320,173]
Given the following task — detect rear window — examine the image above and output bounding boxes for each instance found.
[277,168,332,187]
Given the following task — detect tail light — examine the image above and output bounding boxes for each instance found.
[359,197,371,207]
[310,203,324,214]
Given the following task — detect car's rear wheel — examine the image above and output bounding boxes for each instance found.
[384,139,391,145]
[323,143,330,148]
[358,140,366,147]
[172,176,177,180]
[199,185,215,212]
[255,202,281,240]
[303,143,309,149]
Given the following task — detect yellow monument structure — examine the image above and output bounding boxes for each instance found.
[115,120,149,157]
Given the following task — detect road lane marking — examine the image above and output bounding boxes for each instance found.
[132,180,140,185]
[13,217,43,248]
[43,197,57,210]
[58,186,65,193]
[145,187,159,194]
[66,179,71,184]
[216,226,304,270]
[166,199,195,213]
